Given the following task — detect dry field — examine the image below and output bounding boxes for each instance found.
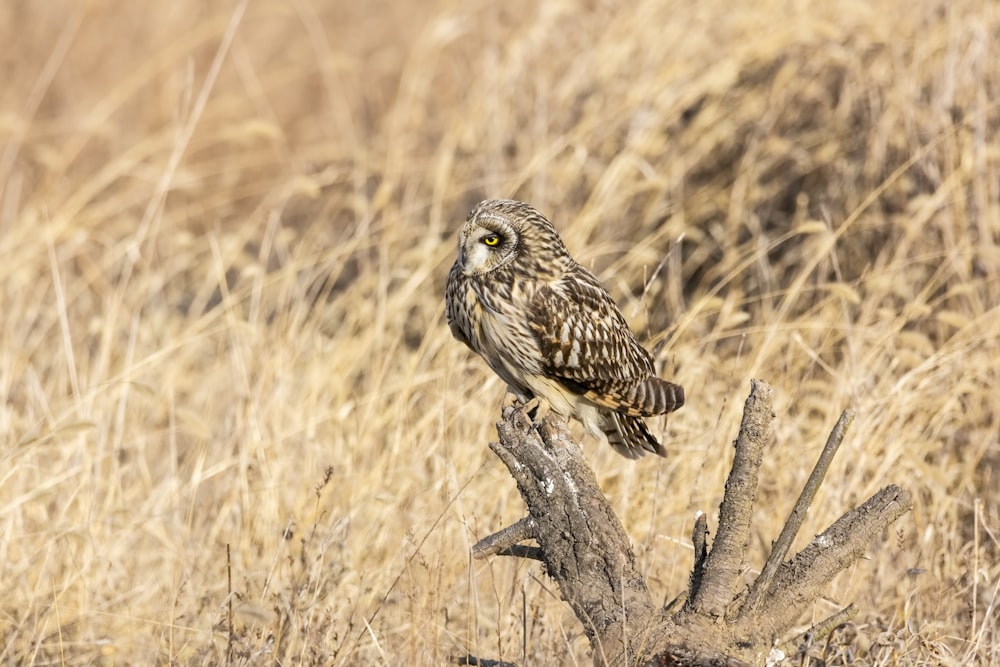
[1,0,998,665]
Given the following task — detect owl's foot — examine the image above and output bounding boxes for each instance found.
[521,396,550,423]
[501,393,550,425]
[501,391,521,415]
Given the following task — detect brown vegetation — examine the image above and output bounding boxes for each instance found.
[0,0,997,665]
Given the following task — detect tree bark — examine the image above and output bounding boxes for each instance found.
[485,405,657,665]
[469,380,913,667]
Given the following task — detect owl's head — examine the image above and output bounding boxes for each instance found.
[454,199,569,276]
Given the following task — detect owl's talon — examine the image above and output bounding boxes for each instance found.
[520,397,550,424]
[502,392,524,419]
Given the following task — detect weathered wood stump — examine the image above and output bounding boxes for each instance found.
[466,380,912,667]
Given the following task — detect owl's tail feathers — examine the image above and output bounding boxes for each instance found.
[605,412,667,459]
[621,377,685,416]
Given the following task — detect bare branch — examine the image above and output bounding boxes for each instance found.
[688,512,710,602]
[488,409,656,664]
[689,380,773,618]
[779,603,858,656]
[734,485,912,642]
[740,410,855,617]
[452,654,518,667]
[473,516,537,559]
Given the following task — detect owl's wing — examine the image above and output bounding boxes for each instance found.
[527,271,683,416]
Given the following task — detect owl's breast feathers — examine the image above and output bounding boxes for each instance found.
[446,263,543,393]
[445,261,473,349]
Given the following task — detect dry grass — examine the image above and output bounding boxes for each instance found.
[0,0,997,664]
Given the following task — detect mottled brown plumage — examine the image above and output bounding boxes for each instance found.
[445,199,684,458]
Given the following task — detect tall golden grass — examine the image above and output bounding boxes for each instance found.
[1,0,997,664]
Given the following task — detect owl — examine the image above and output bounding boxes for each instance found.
[445,199,684,459]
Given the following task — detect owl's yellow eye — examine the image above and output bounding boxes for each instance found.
[482,233,501,247]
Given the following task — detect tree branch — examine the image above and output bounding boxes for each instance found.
[740,409,855,617]
[688,380,773,618]
[489,407,656,664]
[732,485,912,644]
[779,603,858,657]
[688,512,710,603]
[473,516,537,559]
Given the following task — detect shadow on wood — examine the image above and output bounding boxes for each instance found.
[465,380,912,667]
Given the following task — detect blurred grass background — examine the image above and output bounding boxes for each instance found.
[0,0,997,664]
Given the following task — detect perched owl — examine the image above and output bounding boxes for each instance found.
[445,199,684,459]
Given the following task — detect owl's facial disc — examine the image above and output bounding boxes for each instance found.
[460,221,515,275]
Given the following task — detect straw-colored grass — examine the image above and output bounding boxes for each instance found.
[1,0,997,664]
